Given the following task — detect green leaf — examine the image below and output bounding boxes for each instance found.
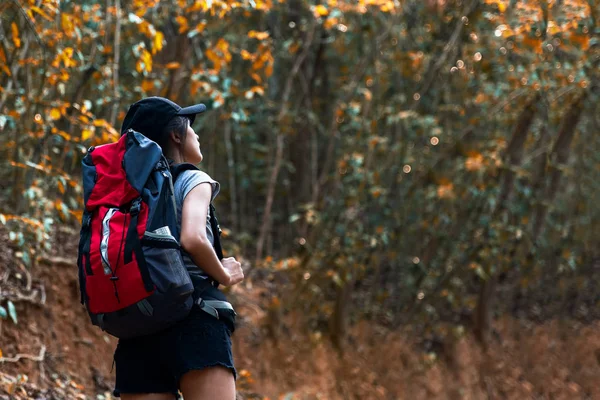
[21,251,31,267]
[7,301,17,324]
[0,306,7,319]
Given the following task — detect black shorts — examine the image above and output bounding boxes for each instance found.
[113,293,236,397]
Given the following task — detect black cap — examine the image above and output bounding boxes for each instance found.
[120,97,207,141]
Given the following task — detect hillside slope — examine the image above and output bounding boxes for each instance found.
[1,229,600,399]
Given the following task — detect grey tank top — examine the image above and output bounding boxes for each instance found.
[173,169,220,280]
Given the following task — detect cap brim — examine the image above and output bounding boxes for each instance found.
[177,104,206,125]
[177,104,207,116]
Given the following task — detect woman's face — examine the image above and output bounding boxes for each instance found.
[182,125,203,164]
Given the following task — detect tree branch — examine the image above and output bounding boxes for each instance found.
[109,0,122,128]
[411,0,479,111]
[0,345,46,363]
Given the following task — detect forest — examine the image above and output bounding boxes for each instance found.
[0,0,599,398]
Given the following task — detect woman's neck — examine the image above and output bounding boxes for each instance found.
[165,150,184,164]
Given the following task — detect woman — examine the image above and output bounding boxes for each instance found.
[114,97,244,400]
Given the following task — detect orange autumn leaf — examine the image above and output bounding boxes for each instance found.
[437,182,455,199]
[176,15,189,33]
[141,79,154,92]
[165,61,181,69]
[465,152,484,171]
[251,72,262,83]
[264,62,273,77]
[324,17,338,29]
[205,49,220,72]
[251,86,264,95]
[240,49,253,60]
[193,21,207,34]
[288,42,300,54]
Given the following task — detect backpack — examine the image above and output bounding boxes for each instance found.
[76,128,225,338]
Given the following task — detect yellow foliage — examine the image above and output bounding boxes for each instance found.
[153,31,164,55]
[379,1,395,12]
[483,0,509,12]
[52,47,77,68]
[136,49,153,73]
[314,4,329,17]
[546,21,561,36]
[248,30,270,40]
[49,108,61,120]
[11,23,21,49]
[253,0,273,11]
[30,6,54,22]
[81,128,94,141]
[61,14,75,37]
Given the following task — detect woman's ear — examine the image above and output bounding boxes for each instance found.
[169,131,182,144]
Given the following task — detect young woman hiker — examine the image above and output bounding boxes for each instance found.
[113,97,244,400]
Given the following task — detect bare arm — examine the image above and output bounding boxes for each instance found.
[179,182,232,285]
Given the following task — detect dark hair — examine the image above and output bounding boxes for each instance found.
[157,116,190,160]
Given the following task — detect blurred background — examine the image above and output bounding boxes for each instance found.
[0,0,599,399]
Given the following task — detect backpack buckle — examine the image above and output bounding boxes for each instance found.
[130,198,142,216]
[82,213,92,229]
[154,160,168,171]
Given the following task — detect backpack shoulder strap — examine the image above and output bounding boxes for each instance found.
[170,162,199,182]
[209,204,224,261]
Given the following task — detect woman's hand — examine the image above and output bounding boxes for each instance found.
[221,257,244,286]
